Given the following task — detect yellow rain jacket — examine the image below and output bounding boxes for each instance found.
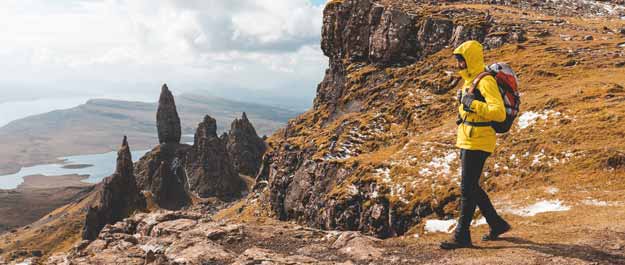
[454,41,506,154]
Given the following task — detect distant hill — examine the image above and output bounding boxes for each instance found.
[0,93,300,175]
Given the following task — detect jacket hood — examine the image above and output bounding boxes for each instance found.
[453,40,486,83]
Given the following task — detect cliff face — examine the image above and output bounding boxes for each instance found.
[82,136,146,240]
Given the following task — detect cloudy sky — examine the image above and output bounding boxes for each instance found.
[0,0,328,125]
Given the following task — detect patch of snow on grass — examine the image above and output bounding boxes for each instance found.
[16,259,33,265]
[508,200,571,217]
[582,198,620,207]
[532,149,546,166]
[375,168,391,183]
[420,151,458,177]
[546,187,559,195]
[518,110,562,129]
[424,219,457,233]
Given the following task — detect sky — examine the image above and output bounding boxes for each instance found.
[0,0,329,125]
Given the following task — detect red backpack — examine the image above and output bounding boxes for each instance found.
[469,63,520,134]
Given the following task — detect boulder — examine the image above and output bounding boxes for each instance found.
[330,231,383,261]
[156,84,181,144]
[226,112,267,176]
[164,238,234,264]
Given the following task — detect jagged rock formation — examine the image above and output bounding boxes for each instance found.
[226,112,268,176]
[157,84,182,144]
[82,136,146,240]
[137,87,260,207]
[185,115,246,199]
[135,143,192,210]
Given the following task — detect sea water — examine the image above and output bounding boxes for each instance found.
[0,149,150,190]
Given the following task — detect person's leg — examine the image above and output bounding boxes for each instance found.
[455,149,489,241]
[441,149,489,249]
[471,152,512,241]
[475,185,505,225]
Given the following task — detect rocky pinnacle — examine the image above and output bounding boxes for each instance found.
[115,136,133,177]
[157,84,182,144]
[82,136,145,240]
[226,112,267,176]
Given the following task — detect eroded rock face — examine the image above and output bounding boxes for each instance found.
[322,0,525,66]
[82,136,146,240]
[185,115,246,200]
[156,84,181,144]
[135,142,192,210]
[226,112,267,176]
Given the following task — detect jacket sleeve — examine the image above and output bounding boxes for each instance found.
[469,77,506,122]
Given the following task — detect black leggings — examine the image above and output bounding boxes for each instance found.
[455,149,504,240]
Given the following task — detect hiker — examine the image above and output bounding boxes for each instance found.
[440,40,512,250]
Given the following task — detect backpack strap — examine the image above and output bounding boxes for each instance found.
[463,121,492,127]
[468,72,493,94]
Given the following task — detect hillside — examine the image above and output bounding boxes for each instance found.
[0,92,297,176]
[256,0,625,237]
[1,0,625,264]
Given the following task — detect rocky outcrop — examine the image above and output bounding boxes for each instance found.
[82,136,146,240]
[226,112,267,176]
[137,85,255,207]
[156,84,181,144]
[135,143,192,210]
[185,115,246,200]
[49,205,389,265]
[322,0,525,66]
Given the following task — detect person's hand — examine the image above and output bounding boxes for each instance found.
[461,93,475,112]
[456,114,463,126]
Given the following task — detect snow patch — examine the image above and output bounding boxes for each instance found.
[582,199,620,207]
[16,259,33,265]
[375,167,392,183]
[546,187,560,195]
[420,151,458,177]
[517,110,562,129]
[424,219,457,233]
[507,200,571,217]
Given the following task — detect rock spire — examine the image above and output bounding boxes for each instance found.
[156,84,182,144]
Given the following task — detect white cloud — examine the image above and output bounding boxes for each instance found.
[0,0,326,108]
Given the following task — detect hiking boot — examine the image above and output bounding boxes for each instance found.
[482,221,511,241]
[440,236,473,250]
